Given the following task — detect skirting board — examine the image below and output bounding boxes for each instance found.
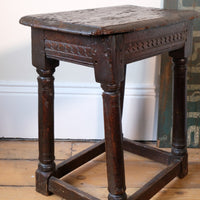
[0,81,158,140]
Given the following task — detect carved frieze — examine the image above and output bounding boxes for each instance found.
[45,40,94,66]
[125,30,188,62]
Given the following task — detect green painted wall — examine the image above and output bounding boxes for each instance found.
[158,0,200,147]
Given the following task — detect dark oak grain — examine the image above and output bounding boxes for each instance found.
[101,84,127,200]
[56,140,105,178]
[128,161,181,200]
[123,138,172,165]
[20,5,199,36]
[49,177,100,200]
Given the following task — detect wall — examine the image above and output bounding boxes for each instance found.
[0,0,162,139]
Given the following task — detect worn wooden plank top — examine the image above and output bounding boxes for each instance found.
[20,5,199,36]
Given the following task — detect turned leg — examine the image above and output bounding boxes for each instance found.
[31,28,59,195]
[35,67,57,195]
[170,51,188,178]
[101,83,127,200]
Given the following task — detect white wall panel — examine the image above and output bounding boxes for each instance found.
[0,82,158,140]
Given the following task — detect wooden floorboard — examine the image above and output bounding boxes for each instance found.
[0,141,72,160]
[0,140,200,200]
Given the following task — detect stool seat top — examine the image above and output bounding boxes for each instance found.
[20,5,199,36]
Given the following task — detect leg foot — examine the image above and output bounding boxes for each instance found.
[36,168,54,195]
[108,193,127,200]
[178,154,188,178]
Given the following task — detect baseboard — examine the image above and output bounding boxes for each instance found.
[0,81,158,140]
[0,81,156,96]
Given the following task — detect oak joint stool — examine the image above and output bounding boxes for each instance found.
[20,5,199,200]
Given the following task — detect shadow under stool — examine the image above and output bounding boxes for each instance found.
[20,5,199,200]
